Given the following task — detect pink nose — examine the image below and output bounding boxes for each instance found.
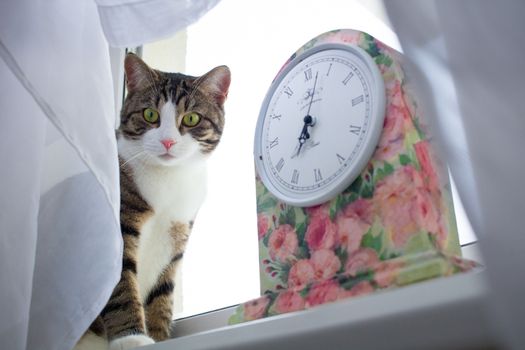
[161,139,176,150]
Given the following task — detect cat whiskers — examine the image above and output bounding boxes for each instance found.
[120,149,148,169]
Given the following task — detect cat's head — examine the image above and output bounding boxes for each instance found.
[118,53,230,167]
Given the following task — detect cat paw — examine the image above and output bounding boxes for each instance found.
[109,334,155,350]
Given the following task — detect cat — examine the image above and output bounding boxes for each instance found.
[76,53,230,350]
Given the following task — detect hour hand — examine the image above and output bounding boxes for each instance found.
[292,123,311,158]
[292,134,308,158]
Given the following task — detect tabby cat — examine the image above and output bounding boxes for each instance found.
[79,53,230,350]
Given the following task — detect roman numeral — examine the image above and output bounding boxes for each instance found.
[342,72,354,85]
[269,137,279,149]
[352,95,364,106]
[336,153,345,164]
[314,168,323,182]
[275,158,285,172]
[291,169,299,184]
[271,114,282,121]
[349,125,361,136]
[326,63,333,76]
[304,68,312,81]
[284,86,294,98]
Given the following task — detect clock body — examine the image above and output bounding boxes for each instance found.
[254,43,385,207]
[233,29,472,325]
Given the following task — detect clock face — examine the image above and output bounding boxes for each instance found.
[255,43,385,207]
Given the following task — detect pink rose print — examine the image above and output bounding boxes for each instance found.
[374,260,402,288]
[374,166,423,248]
[336,215,369,254]
[274,290,305,314]
[305,205,337,252]
[345,248,380,277]
[326,31,360,45]
[415,188,440,234]
[310,249,341,281]
[342,199,373,223]
[341,281,375,298]
[305,280,342,308]
[268,224,298,263]
[288,259,315,289]
[415,188,447,247]
[257,213,270,239]
[388,80,406,109]
[304,203,330,217]
[374,165,445,248]
[375,102,406,162]
[243,296,270,321]
[414,141,440,193]
[335,199,373,254]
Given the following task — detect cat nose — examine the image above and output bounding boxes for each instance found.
[161,139,176,150]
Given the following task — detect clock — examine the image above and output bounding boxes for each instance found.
[254,43,386,207]
[231,29,476,325]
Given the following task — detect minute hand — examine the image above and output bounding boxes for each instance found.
[294,72,319,157]
[305,71,319,118]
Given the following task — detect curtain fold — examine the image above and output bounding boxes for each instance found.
[0,0,220,349]
[384,2,525,348]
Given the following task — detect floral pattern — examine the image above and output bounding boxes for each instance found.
[229,29,476,325]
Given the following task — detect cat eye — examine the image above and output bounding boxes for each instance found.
[143,108,159,123]
[182,112,201,127]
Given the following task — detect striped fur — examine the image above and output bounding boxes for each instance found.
[83,54,230,350]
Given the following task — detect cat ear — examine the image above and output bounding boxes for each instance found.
[124,53,157,92]
[199,65,231,105]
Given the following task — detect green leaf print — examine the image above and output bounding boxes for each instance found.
[296,220,307,245]
[257,196,277,213]
[373,161,395,185]
[361,229,383,253]
[299,284,311,298]
[339,270,374,291]
[367,43,381,57]
[405,231,435,254]
[361,184,374,199]
[335,246,348,273]
[375,54,393,67]
[399,154,411,166]
[262,230,271,247]
[228,305,245,325]
[347,174,363,194]
[278,206,296,227]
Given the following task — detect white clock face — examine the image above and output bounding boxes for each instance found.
[255,43,385,206]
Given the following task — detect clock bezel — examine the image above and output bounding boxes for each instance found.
[254,42,386,207]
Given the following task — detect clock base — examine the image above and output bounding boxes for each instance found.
[229,251,478,324]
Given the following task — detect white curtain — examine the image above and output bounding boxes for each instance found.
[0,1,219,350]
[384,1,525,348]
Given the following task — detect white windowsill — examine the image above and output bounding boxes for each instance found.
[141,244,498,350]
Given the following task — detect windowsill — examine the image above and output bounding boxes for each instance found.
[145,244,498,350]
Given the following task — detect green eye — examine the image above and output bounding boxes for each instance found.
[143,108,159,123]
[182,112,201,127]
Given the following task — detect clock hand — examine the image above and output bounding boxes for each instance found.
[292,72,319,159]
[295,72,319,156]
[305,72,319,118]
[293,115,314,158]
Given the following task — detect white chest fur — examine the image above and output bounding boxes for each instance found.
[130,160,207,302]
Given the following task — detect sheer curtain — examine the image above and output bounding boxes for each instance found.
[0,1,219,349]
[384,1,525,348]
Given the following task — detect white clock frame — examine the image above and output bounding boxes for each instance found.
[254,43,386,207]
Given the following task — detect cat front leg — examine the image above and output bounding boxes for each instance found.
[145,221,190,341]
[102,230,154,349]
[144,258,178,341]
